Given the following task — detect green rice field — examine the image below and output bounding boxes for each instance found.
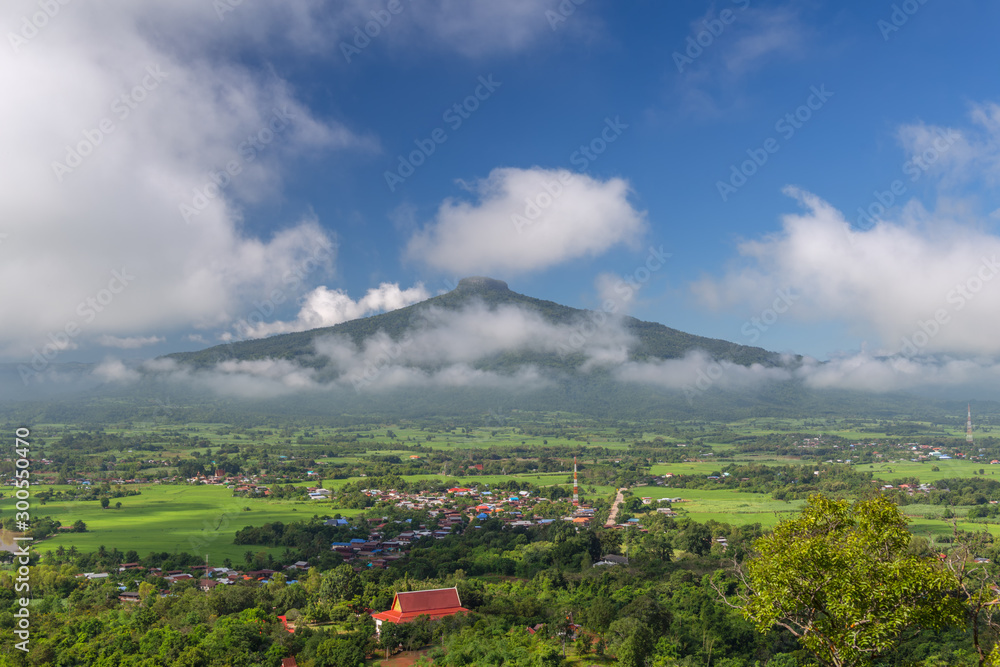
[1,484,362,563]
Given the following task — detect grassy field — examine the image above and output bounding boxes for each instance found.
[629,484,1000,538]
[907,517,1000,541]
[2,484,362,563]
[864,459,1000,484]
[26,416,1000,558]
[630,486,807,528]
[648,457,797,477]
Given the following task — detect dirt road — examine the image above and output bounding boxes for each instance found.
[605,488,626,527]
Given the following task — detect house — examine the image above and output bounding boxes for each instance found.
[281,658,298,667]
[118,592,141,603]
[525,622,545,635]
[371,587,469,635]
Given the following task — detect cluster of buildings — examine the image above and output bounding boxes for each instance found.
[330,525,446,570]
[355,485,607,529]
[74,560,313,603]
[327,493,598,570]
[878,483,938,495]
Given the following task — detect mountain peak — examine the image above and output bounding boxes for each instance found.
[454,277,510,293]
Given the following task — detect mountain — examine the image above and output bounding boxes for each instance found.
[165,276,787,370]
[7,278,981,424]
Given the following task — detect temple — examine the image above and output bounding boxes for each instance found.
[372,587,469,635]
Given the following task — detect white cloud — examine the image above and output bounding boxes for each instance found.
[0,1,377,359]
[723,7,806,76]
[595,271,637,314]
[93,358,141,384]
[671,5,813,118]
[691,186,1000,356]
[400,1,599,58]
[893,102,1000,192]
[795,353,1000,394]
[405,167,647,275]
[342,362,552,393]
[611,348,1000,397]
[138,356,322,399]
[232,282,431,339]
[98,335,165,349]
[614,350,792,391]
[315,302,634,372]
[70,295,1000,401]
[135,310,566,397]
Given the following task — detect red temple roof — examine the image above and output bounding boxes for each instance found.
[371,587,469,624]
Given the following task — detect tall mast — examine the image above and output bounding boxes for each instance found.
[573,456,579,506]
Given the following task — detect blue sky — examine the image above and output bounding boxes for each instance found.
[7,0,1000,396]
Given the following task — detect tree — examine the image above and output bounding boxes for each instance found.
[137,581,156,601]
[320,564,361,605]
[609,617,654,667]
[943,528,1000,667]
[641,531,673,562]
[721,494,963,667]
[679,521,712,556]
[100,497,110,510]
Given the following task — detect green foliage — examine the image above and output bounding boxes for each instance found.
[737,494,964,667]
[678,521,712,556]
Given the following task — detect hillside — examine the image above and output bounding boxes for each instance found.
[165,276,785,371]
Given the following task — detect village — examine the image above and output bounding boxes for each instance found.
[66,480,656,606]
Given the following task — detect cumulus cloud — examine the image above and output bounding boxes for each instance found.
[0,0,607,362]
[405,167,647,275]
[231,282,431,339]
[691,186,1000,356]
[0,1,377,359]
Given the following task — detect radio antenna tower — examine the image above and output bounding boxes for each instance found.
[967,404,974,444]
[573,456,579,506]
